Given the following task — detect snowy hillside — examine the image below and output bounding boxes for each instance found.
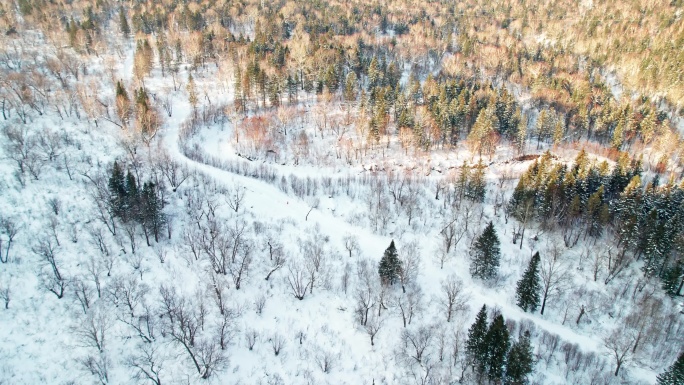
[1,3,683,385]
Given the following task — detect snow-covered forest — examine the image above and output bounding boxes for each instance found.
[0,0,683,384]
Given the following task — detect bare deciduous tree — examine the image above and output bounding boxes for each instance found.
[126,343,165,385]
[342,233,360,259]
[227,239,253,290]
[0,274,11,309]
[216,304,240,350]
[439,275,469,322]
[355,280,376,326]
[398,241,421,293]
[158,285,227,378]
[271,332,285,356]
[0,216,20,263]
[314,346,339,373]
[364,312,384,347]
[395,284,424,328]
[245,329,259,350]
[265,250,286,281]
[341,262,352,294]
[33,237,67,299]
[73,277,96,314]
[603,328,637,376]
[225,183,246,213]
[400,325,435,364]
[73,306,112,352]
[287,260,310,300]
[80,353,110,385]
[540,245,569,315]
[301,232,327,294]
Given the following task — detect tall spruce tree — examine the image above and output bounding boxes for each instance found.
[466,159,486,202]
[516,252,541,312]
[108,161,126,219]
[657,352,684,385]
[470,222,501,280]
[119,7,130,37]
[141,181,165,244]
[124,170,139,223]
[662,260,684,297]
[466,305,489,377]
[486,314,510,382]
[506,331,534,384]
[378,240,402,285]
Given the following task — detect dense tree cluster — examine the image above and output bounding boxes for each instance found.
[109,161,166,246]
[466,305,535,384]
[509,150,684,293]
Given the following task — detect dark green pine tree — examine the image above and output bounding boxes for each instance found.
[119,7,130,37]
[506,331,534,385]
[485,314,510,383]
[466,305,489,377]
[141,182,165,245]
[108,161,127,219]
[657,351,684,385]
[470,222,501,280]
[466,160,486,203]
[662,260,684,297]
[378,240,402,285]
[516,252,541,312]
[124,169,140,223]
[116,80,129,101]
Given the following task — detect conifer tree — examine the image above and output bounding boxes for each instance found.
[187,73,198,113]
[141,181,165,244]
[516,252,541,312]
[378,240,402,285]
[515,111,527,155]
[456,161,470,202]
[662,260,684,297]
[344,72,357,103]
[657,351,684,385]
[468,107,497,157]
[108,161,126,219]
[119,7,130,37]
[486,314,510,382]
[466,305,489,377]
[466,159,486,202]
[506,331,534,384]
[124,170,139,223]
[470,222,501,280]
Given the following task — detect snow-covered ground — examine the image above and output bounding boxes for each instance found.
[0,27,679,385]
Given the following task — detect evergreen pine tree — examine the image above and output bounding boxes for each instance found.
[470,222,501,280]
[516,252,541,312]
[466,159,486,202]
[466,305,489,377]
[344,72,358,103]
[468,107,496,157]
[119,7,130,37]
[662,261,684,297]
[124,170,139,223]
[657,351,684,385]
[378,240,402,285]
[506,331,534,385]
[485,314,510,382]
[141,181,165,244]
[456,161,470,202]
[108,161,126,219]
[187,73,198,112]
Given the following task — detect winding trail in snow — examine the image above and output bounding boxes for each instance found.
[158,91,606,360]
